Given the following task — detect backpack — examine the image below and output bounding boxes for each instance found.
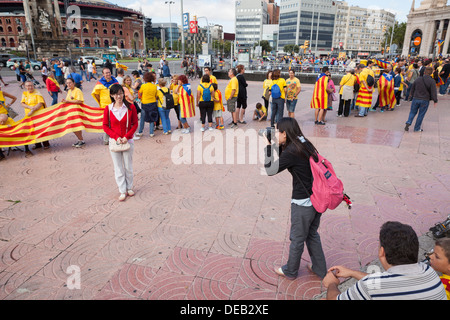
[271,82,282,99]
[159,89,175,109]
[366,74,375,87]
[200,84,212,102]
[295,153,345,214]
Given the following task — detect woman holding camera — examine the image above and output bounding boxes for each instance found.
[264,117,327,280]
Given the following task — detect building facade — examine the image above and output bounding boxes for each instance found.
[0,0,145,53]
[278,0,337,54]
[333,1,395,56]
[235,0,270,51]
[402,0,450,57]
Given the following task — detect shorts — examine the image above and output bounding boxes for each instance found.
[237,98,247,109]
[213,109,223,118]
[286,99,298,113]
[227,96,238,112]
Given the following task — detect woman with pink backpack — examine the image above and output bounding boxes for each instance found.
[264,117,328,280]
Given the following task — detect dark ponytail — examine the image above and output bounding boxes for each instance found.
[276,117,318,162]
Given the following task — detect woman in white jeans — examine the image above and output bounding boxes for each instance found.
[102,84,139,201]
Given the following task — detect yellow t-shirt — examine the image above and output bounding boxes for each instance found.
[170,83,179,105]
[209,75,218,85]
[66,87,84,103]
[197,82,214,102]
[286,77,301,100]
[0,91,7,115]
[339,73,355,95]
[157,86,169,109]
[263,79,272,97]
[139,82,158,104]
[21,90,45,114]
[92,85,112,108]
[257,105,267,116]
[213,91,223,111]
[225,76,239,100]
[271,78,287,99]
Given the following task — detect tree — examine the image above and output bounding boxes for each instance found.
[256,40,272,53]
[382,22,407,53]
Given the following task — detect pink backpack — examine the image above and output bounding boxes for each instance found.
[308,154,345,213]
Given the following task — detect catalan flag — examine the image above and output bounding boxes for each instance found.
[0,103,104,148]
[178,84,196,118]
[310,73,329,110]
[116,62,128,71]
[378,73,396,109]
[375,59,390,70]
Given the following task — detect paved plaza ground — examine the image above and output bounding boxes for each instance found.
[0,68,449,301]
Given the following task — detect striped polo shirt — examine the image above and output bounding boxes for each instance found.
[337,263,447,300]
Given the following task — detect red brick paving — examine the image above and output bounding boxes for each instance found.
[0,70,449,300]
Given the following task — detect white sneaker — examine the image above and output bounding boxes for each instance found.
[149,134,155,137]
[135,132,143,137]
[127,190,135,197]
[133,135,140,140]
[118,193,126,201]
[208,126,214,131]
[201,127,206,132]
[182,128,190,134]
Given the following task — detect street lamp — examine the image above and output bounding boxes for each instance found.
[165,1,174,52]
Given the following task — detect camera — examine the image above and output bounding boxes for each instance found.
[258,127,274,143]
[421,249,434,266]
[429,215,450,239]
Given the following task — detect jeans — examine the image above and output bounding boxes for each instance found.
[406,98,430,132]
[286,99,298,113]
[282,203,327,279]
[89,72,97,81]
[50,91,58,106]
[139,103,158,135]
[439,78,450,95]
[109,142,134,194]
[80,70,87,81]
[158,107,171,133]
[358,106,369,116]
[271,98,285,127]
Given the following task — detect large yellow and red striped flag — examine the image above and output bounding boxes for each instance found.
[378,73,396,109]
[0,103,104,148]
[310,73,329,110]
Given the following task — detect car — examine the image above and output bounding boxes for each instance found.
[0,54,20,67]
[6,57,41,70]
[50,57,76,66]
[77,56,104,67]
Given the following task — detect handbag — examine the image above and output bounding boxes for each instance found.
[108,107,131,153]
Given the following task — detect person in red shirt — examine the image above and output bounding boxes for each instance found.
[45,71,62,106]
[102,84,139,201]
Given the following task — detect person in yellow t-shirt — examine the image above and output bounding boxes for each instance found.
[156,79,172,134]
[170,75,182,130]
[0,112,14,160]
[62,77,86,148]
[20,81,50,154]
[0,87,17,117]
[211,83,224,129]
[269,69,287,127]
[137,72,159,137]
[225,68,239,128]
[262,71,272,112]
[285,70,301,118]
[197,75,215,131]
[338,68,355,117]
[204,67,217,85]
[253,102,267,122]
[430,238,450,300]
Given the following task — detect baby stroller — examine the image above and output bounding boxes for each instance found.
[26,72,43,89]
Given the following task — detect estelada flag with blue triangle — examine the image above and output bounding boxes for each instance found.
[374,59,390,70]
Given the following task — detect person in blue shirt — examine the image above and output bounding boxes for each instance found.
[67,66,83,90]
[53,60,64,84]
[162,61,171,88]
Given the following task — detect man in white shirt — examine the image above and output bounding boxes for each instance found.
[323,221,447,300]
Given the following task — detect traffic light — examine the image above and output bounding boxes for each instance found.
[193,15,197,21]
[304,40,309,48]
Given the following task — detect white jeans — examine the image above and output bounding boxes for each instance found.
[109,142,134,194]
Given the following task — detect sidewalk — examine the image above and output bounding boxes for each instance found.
[0,74,449,300]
